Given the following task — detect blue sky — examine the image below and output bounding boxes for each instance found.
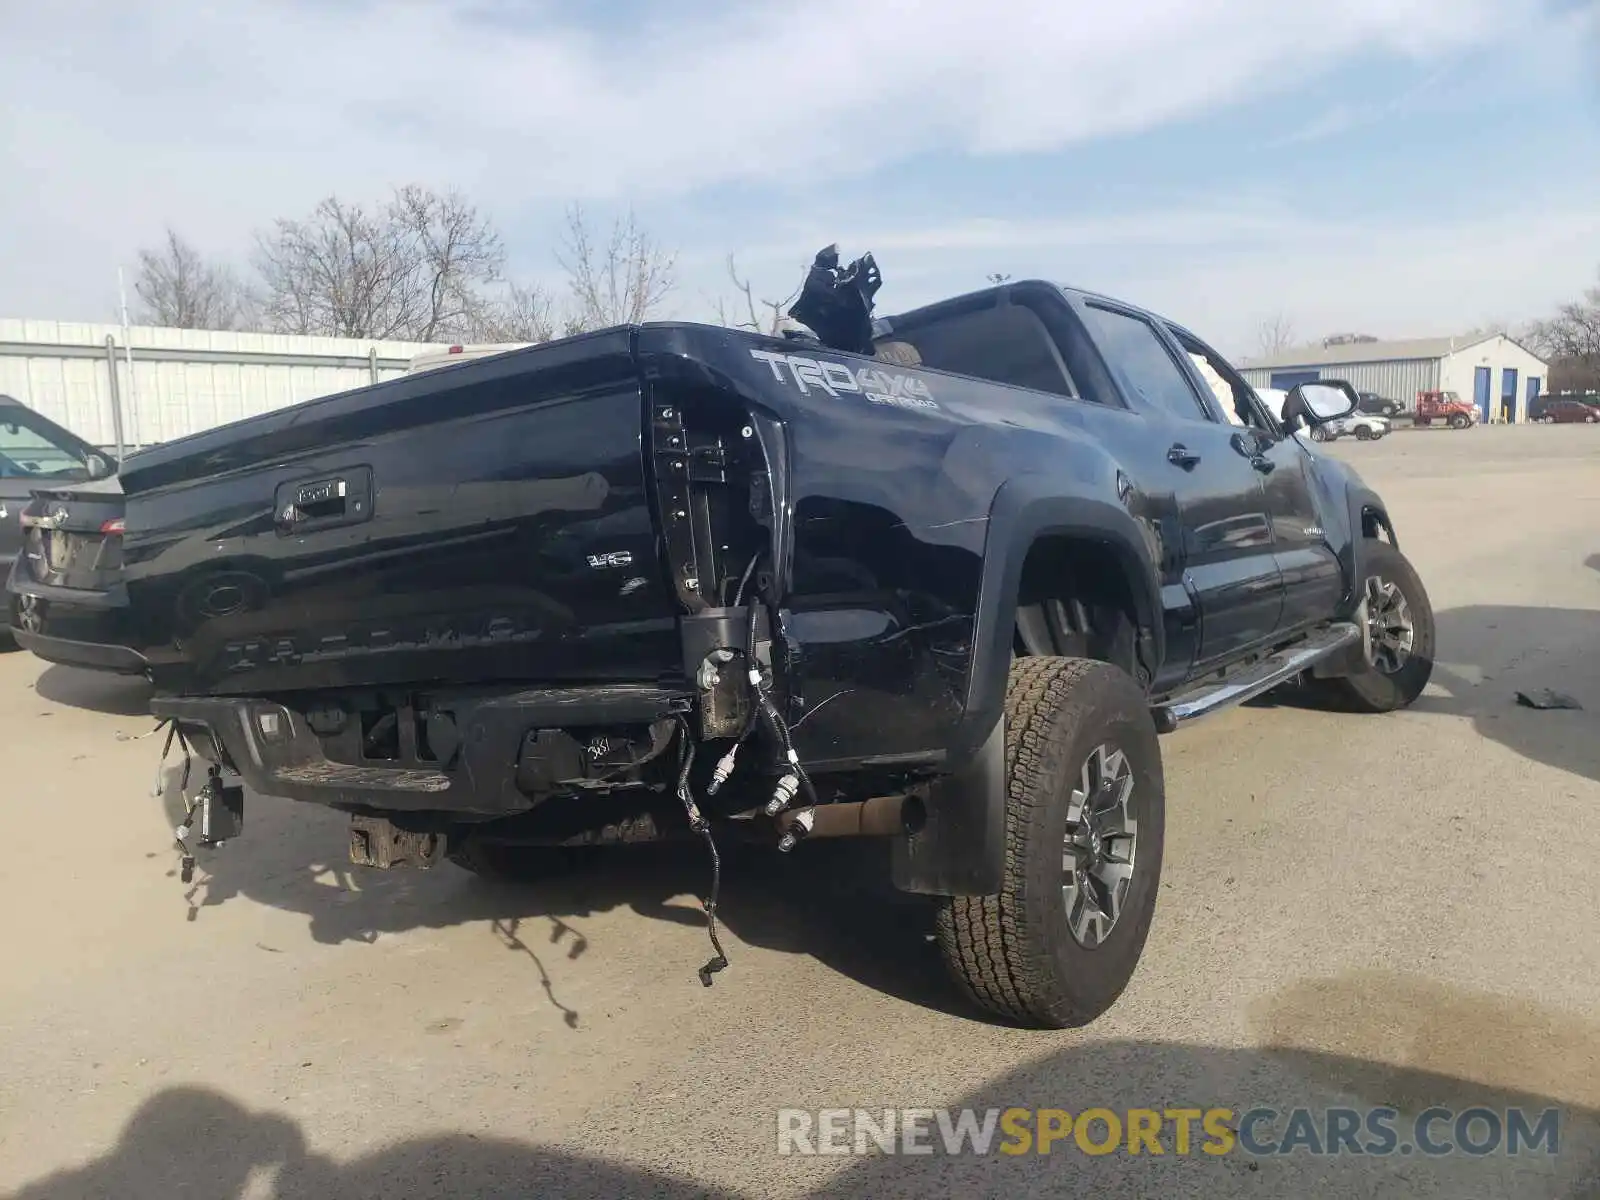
[1,0,1596,359]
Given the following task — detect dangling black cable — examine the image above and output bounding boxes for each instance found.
[674,716,729,986]
[744,590,819,811]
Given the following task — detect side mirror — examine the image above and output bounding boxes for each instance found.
[1282,380,1359,432]
[85,453,112,479]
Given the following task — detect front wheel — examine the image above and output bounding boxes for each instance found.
[1449,414,1470,429]
[1355,426,1375,441]
[936,657,1165,1028]
[1306,540,1435,713]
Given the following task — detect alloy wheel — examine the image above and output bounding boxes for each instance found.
[1062,743,1139,948]
[1364,574,1415,674]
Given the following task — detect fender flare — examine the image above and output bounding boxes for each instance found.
[1342,483,1395,608]
[896,480,1163,898]
[952,476,1164,764]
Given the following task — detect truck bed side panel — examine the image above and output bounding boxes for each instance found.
[639,326,1150,773]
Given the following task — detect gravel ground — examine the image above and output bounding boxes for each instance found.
[1,424,1597,1199]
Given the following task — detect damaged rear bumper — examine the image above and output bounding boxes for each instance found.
[150,684,693,817]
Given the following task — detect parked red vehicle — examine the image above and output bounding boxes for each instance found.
[1529,396,1600,424]
[1412,390,1478,429]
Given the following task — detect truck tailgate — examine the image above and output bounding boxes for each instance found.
[112,331,678,695]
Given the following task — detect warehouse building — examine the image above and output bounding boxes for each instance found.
[1238,332,1549,423]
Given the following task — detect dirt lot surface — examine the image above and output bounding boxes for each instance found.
[2,425,1597,1198]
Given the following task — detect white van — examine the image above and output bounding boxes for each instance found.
[406,343,534,375]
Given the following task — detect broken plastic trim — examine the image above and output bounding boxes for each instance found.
[787,244,883,355]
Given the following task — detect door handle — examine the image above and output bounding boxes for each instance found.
[275,468,373,534]
[1167,444,1201,470]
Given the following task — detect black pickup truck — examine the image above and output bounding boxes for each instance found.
[6,252,1434,1027]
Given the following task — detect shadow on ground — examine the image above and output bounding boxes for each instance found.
[30,665,950,1022]
[33,663,152,717]
[1419,605,1600,786]
[1254,603,1600,785]
[150,760,957,1025]
[9,969,1599,1198]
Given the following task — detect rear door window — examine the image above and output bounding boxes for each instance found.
[1079,304,1212,422]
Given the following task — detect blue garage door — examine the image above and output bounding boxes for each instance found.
[1270,370,1321,390]
[1501,368,1519,423]
[1474,366,1492,421]
[1527,376,1541,407]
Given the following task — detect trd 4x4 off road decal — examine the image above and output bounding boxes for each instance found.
[749,349,938,412]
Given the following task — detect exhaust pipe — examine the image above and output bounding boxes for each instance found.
[775,792,925,851]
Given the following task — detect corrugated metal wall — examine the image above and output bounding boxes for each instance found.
[1239,358,1441,406]
[0,319,453,450]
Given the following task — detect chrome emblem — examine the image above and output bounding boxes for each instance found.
[17,594,43,633]
[38,506,69,530]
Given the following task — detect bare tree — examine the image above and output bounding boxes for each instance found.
[986,272,1013,285]
[558,205,677,332]
[714,254,799,335]
[1457,318,1517,341]
[1256,311,1298,357]
[252,186,505,340]
[1530,269,1600,393]
[468,282,558,343]
[390,185,505,341]
[130,229,249,330]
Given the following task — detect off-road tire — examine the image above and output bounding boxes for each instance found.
[1449,413,1470,429]
[1309,426,1330,443]
[1306,539,1435,713]
[935,657,1165,1028]
[1355,426,1375,441]
[446,839,594,882]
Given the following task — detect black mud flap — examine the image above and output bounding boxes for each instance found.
[890,716,1006,896]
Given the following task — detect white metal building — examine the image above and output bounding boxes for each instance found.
[1238,333,1550,423]
[0,319,454,453]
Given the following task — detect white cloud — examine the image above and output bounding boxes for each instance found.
[0,0,1584,328]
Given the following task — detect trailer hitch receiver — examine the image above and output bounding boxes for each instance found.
[348,815,447,870]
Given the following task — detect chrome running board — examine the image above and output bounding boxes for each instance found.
[1152,622,1361,731]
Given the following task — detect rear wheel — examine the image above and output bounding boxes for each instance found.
[936,657,1165,1028]
[1306,539,1434,713]
[1309,426,1330,443]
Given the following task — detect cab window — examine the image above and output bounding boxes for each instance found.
[873,303,1080,398]
[1165,327,1280,434]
